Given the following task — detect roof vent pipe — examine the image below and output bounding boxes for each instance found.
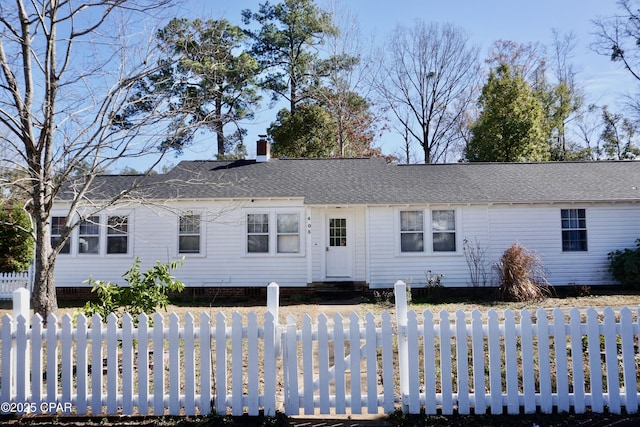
[256,135,270,162]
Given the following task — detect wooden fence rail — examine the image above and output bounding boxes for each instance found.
[0,281,639,417]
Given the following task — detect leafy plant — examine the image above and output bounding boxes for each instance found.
[608,239,640,289]
[83,258,185,324]
[494,242,550,302]
[0,202,34,273]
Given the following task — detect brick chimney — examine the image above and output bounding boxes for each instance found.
[256,135,270,162]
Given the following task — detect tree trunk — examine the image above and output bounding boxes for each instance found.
[215,97,225,157]
[31,211,58,321]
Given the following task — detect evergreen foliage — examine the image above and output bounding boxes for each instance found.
[466,64,550,162]
[0,202,34,273]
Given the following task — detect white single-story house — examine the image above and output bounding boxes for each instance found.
[52,140,640,293]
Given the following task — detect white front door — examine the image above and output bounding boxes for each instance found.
[326,216,352,278]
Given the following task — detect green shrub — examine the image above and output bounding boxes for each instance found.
[608,239,640,289]
[494,242,550,302]
[83,258,185,324]
[0,202,34,272]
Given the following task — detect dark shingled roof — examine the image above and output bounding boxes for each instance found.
[57,158,640,205]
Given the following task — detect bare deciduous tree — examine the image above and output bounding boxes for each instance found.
[374,21,480,163]
[0,0,178,318]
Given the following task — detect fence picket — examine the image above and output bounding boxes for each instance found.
[439,310,453,415]
[380,312,394,414]
[76,315,88,414]
[106,314,118,414]
[169,313,181,415]
[231,313,245,415]
[152,313,165,414]
[520,309,535,414]
[471,309,485,414]
[91,314,103,414]
[487,310,501,414]
[569,308,585,413]
[1,315,10,406]
[15,315,28,402]
[184,313,196,416]
[199,313,212,416]
[603,307,621,414]
[137,313,150,415]
[553,308,570,413]
[536,308,552,413]
[31,314,43,412]
[349,312,362,414]
[317,314,330,414]
[46,314,58,406]
[247,312,259,416]
[123,314,135,413]
[61,314,73,405]
[455,310,470,414]
[334,313,346,414]
[215,312,227,414]
[231,312,243,416]
[421,310,437,414]
[504,309,518,415]
[621,308,637,413]
[284,314,299,415]
[301,314,313,415]
[365,312,378,414]
[262,311,276,416]
[585,308,603,412]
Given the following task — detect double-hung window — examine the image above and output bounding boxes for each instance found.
[400,210,424,252]
[277,213,300,253]
[561,209,587,251]
[179,214,201,254]
[78,216,100,254]
[107,216,128,254]
[51,216,71,254]
[400,209,457,253]
[247,213,269,253]
[432,210,456,252]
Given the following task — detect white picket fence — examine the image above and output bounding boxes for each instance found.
[0,270,31,299]
[0,281,639,417]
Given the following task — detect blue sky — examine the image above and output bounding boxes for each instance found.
[157,0,635,165]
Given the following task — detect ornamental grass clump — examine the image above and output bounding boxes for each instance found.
[495,242,550,302]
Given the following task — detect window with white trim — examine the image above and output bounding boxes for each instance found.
[247,213,269,253]
[277,213,300,253]
[51,216,71,254]
[78,216,100,254]
[107,216,128,254]
[179,214,201,254]
[561,209,587,251]
[432,210,456,252]
[400,210,424,252]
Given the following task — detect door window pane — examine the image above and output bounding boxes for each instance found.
[329,218,347,247]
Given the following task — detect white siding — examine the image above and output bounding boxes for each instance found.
[488,204,640,286]
[368,205,489,288]
[368,203,640,288]
[54,200,309,288]
[53,200,640,290]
